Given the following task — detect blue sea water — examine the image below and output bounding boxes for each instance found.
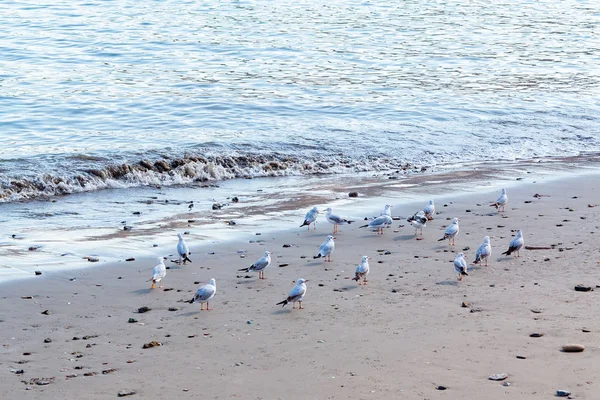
[0,0,599,201]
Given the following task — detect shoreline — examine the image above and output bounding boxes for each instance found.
[1,166,600,399]
[2,154,600,283]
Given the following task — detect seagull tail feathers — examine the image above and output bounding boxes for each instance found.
[276,299,288,308]
[313,254,322,259]
[359,224,369,228]
[437,235,448,242]
[183,255,192,263]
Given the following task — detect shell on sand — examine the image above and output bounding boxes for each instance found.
[562,344,585,352]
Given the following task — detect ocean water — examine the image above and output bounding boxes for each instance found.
[1,0,599,278]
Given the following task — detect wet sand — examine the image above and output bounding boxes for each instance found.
[1,171,600,399]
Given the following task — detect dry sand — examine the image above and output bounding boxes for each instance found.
[1,171,600,399]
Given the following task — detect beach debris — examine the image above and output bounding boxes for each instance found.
[278,263,289,268]
[137,306,151,313]
[232,197,239,203]
[530,333,544,338]
[503,382,510,387]
[117,390,137,397]
[102,368,117,375]
[283,244,292,248]
[574,285,592,292]
[556,390,571,397]
[516,355,527,359]
[11,369,24,374]
[142,341,161,349]
[41,310,50,315]
[43,338,52,343]
[561,344,585,353]
[488,373,508,381]
[524,246,552,250]
[28,245,42,251]
[247,320,252,325]
[128,318,138,323]
[34,270,42,276]
[123,226,133,231]
[228,220,237,225]
[530,308,542,314]
[86,256,100,262]
[23,377,55,386]
[461,301,471,308]
[582,328,591,333]
[348,192,358,197]
[212,203,222,210]
[436,385,447,390]
[168,307,179,312]
[125,258,135,262]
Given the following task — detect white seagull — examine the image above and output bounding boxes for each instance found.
[148,257,166,289]
[276,278,308,309]
[407,211,428,236]
[454,252,469,281]
[423,200,435,220]
[491,188,508,213]
[177,233,192,265]
[299,206,319,230]
[189,278,216,310]
[324,207,354,234]
[473,236,492,266]
[359,215,393,235]
[502,229,524,257]
[314,235,335,262]
[381,204,393,217]
[438,217,460,246]
[352,255,371,285]
[239,251,272,279]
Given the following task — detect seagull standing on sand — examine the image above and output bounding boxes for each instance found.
[299,206,319,230]
[314,235,335,262]
[502,229,524,257]
[473,236,492,266]
[352,255,371,285]
[438,217,460,246]
[148,257,166,289]
[276,278,308,309]
[239,251,271,279]
[189,279,216,310]
[407,211,428,236]
[454,252,469,281]
[491,188,508,213]
[325,207,354,234]
[177,233,192,265]
[423,200,435,220]
[359,215,393,235]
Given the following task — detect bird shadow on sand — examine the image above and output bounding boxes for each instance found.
[436,280,459,287]
[468,265,483,272]
[176,310,208,317]
[271,308,293,315]
[305,261,331,267]
[335,285,359,292]
[130,288,153,295]
[393,234,420,241]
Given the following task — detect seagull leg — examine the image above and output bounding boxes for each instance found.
[206,302,211,311]
[299,301,303,309]
[363,278,368,285]
[292,302,297,309]
[151,283,155,289]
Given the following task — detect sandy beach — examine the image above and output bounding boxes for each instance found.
[2,169,600,400]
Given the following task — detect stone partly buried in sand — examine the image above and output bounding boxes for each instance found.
[488,373,508,381]
[142,341,162,349]
[561,344,585,353]
[117,389,137,397]
[574,284,593,292]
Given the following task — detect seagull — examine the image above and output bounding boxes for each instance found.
[352,255,371,285]
[314,235,335,262]
[473,236,492,266]
[188,202,194,211]
[438,217,460,246]
[189,278,216,310]
[324,207,354,234]
[491,188,508,213]
[177,233,192,265]
[148,257,166,289]
[423,200,435,220]
[407,211,427,235]
[299,206,319,230]
[359,215,393,235]
[276,278,308,309]
[381,204,392,217]
[454,252,469,281]
[502,229,524,257]
[239,251,271,279]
